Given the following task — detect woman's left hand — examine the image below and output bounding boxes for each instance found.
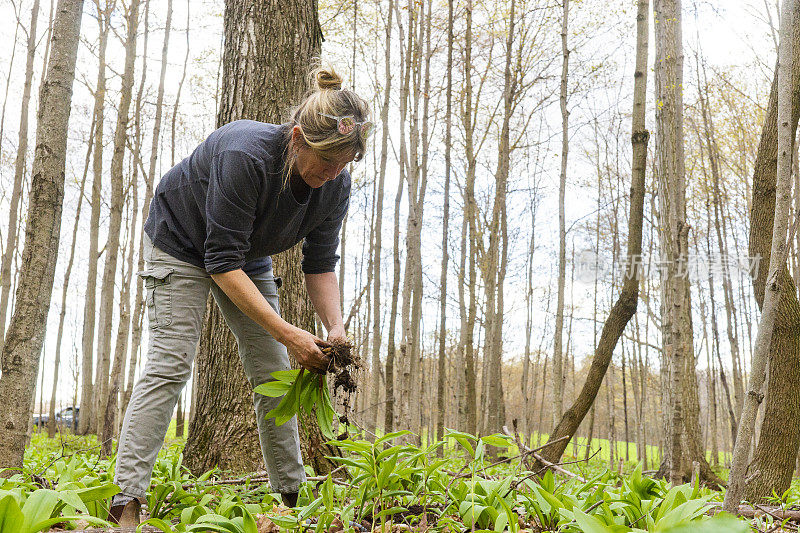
[327,324,347,344]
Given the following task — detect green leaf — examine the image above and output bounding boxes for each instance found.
[573,508,615,533]
[21,490,59,533]
[137,518,176,533]
[375,430,413,445]
[0,494,23,533]
[254,381,293,398]
[54,489,89,515]
[29,516,111,533]
[75,483,120,504]
[481,434,513,448]
[270,369,301,383]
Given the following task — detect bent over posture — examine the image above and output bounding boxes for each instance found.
[109,67,373,526]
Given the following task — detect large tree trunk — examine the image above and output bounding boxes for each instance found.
[729,0,800,503]
[0,0,40,352]
[184,0,336,476]
[536,0,648,468]
[0,0,84,468]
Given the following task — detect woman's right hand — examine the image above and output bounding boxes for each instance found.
[279,323,331,374]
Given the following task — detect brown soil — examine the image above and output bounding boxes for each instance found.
[320,339,362,436]
[321,339,362,395]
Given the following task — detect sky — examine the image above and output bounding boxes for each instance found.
[0,0,781,409]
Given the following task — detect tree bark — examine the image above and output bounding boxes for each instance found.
[371,0,392,434]
[0,0,84,468]
[728,0,800,504]
[0,0,40,352]
[536,0,648,468]
[47,112,93,438]
[184,0,336,476]
[79,2,111,434]
[552,0,569,425]
[435,0,453,448]
[99,0,140,454]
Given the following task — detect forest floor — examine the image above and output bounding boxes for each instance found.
[6,427,799,532]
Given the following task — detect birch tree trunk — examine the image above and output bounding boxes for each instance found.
[0,0,40,351]
[0,0,84,468]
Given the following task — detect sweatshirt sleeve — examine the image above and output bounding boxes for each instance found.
[301,175,351,274]
[204,151,262,274]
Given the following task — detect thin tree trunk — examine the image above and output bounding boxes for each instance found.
[436,0,453,450]
[125,0,160,417]
[462,0,478,436]
[553,0,569,424]
[0,0,40,351]
[537,0,648,468]
[99,0,140,455]
[79,2,111,434]
[371,0,391,434]
[47,111,94,438]
[0,0,84,467]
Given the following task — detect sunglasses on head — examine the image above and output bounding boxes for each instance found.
[319,113,375,141]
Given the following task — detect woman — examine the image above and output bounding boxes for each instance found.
[109,67,372,526]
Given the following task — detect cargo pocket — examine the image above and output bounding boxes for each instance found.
[138,266,175,329]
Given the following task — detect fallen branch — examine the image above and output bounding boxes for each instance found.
[708,502,800,522]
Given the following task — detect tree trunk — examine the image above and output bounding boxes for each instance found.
[370,0,391,434]
[0,0,84,468]
[47,114,93,438]
[126,0,166,417]
[435,0,453,449]
[727,0,800,504]
[99,0,140,455]
[552,0,569,425]
[79,3,111,434]
[536,0,648,468]
[184,0,336,476]
[0,0,40,352]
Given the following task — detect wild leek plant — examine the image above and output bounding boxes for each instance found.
[255,340,360,439]
[255,369,338,439]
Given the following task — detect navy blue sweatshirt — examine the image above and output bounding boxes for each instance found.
[143,120,350,275]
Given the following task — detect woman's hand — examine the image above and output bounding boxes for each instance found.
[279,324,331,374]
[327,324,347,345]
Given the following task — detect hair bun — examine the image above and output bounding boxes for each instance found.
[315,68,343,91]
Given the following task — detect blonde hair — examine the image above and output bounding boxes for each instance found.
[282,64,371,187]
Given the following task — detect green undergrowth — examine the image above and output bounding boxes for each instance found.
[3,428,789,532]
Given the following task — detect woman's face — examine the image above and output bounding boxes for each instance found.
[295,146,352,188]
[292,125,353,188]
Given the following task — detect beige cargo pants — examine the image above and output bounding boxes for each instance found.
[114,236,306,498]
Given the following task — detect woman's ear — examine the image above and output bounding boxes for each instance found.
[291,125,304,147]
